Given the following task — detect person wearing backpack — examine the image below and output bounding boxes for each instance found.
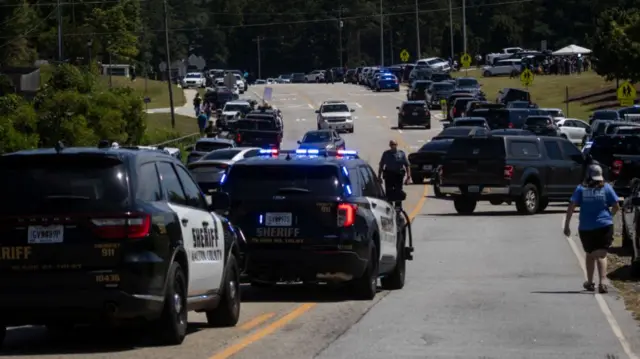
[563,164,620,293]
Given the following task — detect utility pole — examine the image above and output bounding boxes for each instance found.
[389,27,393,64]
[339,7,343,68]
[253,36,263,79]
[449,0,454,62]
[379,0,383,66]
[162,0,176,129]
[462,0,467,55]
[415,0,420,59]
[57,0,63,61]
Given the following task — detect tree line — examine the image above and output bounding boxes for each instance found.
[0,0,638,77]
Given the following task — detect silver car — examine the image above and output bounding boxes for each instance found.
[316,101,356,133]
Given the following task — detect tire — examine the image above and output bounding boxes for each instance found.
[348,128,354,133]
[454,197,477,214]
[489,199,503,205]
[411,174,423,184]
[376,88,381,92]
[515,183,539,215]
[0,325,5,349]
[622,216,634,254]
[206,254,241,327]
[351,245,378,300]
[153,262,188,345]
[398,121,404,129]
[483,70,491,77]
[380,234,405,290]
[538,197,549,213]
[432,174,444,198]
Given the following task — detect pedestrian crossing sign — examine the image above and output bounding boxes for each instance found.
[460,53,472,68]
[520,69,534,87]
[617,81,636,106]
[400,49,410,62]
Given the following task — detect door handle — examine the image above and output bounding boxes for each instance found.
[181,218,189,226]
[202,221,209,227]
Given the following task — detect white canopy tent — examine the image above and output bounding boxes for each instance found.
[552,44,592,56]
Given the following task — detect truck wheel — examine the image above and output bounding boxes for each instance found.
[515,183,539,215]
[351,245,378,300]
[380,234,405,290]
[206,254,241,327]
[538,197,549,213]
[489,199,503,205]
[454,197,477,214]
[622,217,634,254]
[432,174,444,198]
[398,121,404,129]
[483,70,491,77]
[153,262,188,345]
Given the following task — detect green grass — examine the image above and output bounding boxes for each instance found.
[454,70,613,120]
[145,113,199,135]
[100,76,186,109]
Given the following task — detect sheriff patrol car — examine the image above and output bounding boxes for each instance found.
[209,148,413,300]
[0,143,243,347]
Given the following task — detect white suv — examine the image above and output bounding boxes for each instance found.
[182,72,206,88]
[316,101,355,133]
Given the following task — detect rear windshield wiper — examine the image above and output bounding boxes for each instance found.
[275,187,311,194]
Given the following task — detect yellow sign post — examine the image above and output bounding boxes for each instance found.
[617,81,636,107]
[460,53,472,68]
[399,49,410,63]
[520,68,534,88]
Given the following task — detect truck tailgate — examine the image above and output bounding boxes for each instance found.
[236,130,281,147]
[440,137,508,186]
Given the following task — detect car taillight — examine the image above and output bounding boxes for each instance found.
[91,213,151,239]
[236,133,242,143]
[504,165,514,179]
[508,122,514,128]
[452,108,457,115]
[613,160,623,176]
[337,203,357,227]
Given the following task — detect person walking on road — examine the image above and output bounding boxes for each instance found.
[197,112,208,136]
[564,164,620,293]
[378,140,410,207]
[193,93,202,116]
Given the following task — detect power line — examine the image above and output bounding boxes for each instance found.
[0,6,57,49]
[0,0,532,39]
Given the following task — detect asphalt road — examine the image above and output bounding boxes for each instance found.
[4,83,640,359]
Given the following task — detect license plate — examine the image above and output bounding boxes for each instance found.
[422,165,432,170]
[468,186,480,193]
[28,225,64,244]
[208,188,218,193]
[265,213,292,226]
[412,112,418,116]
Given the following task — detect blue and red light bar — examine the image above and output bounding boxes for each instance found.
[258,148,359,158]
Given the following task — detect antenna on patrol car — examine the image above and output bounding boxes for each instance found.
[54,141,65,153]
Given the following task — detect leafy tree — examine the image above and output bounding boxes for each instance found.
[591,8,640,82]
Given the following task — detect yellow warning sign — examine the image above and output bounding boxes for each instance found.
[460,53,472,68]
[399,49,410,62]
[520,68,534,87]
[617,81,636,107]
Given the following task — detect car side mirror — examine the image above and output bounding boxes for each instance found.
[297,140,301,144]
[209,191,230,212]
[351,109,355,112]
[632,197,640,206]
[185,145,194,152]
[396,106,400,110]
[315,110,319,113]
[386,189,407,203]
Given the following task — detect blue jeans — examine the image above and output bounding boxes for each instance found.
[195,106,201,116]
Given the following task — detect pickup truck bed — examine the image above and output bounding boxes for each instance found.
[233,120,282,149]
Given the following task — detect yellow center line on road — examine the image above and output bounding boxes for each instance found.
[239,312,276,331]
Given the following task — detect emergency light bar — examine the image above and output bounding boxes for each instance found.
[258,148,359,158]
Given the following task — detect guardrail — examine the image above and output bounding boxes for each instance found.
[151,132,201,147]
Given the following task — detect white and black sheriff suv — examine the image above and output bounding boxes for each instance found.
[0,144,243,347]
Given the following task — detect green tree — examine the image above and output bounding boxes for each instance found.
[0,0,38,66]
[591,8,640,82]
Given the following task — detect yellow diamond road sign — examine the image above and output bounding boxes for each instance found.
[617,81,636,106]
[460,53,472,67]
[400,49,410,62]
[520,69,534,86]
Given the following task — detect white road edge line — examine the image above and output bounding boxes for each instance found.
[355,102,363,108]
[564,233,638,359]
[308,104,314,109]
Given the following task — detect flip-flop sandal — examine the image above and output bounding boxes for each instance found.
[599,284,609,294]
[583,281,595,291]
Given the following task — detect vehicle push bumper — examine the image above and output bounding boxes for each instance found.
[325,121,354,131]
[439,185,510,196]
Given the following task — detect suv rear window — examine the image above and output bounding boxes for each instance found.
[403,103,426,111]
[0,156,129,215]
[413,82,429,90]
[446,138,506,158]
[455,119,486,127]
[195,142,233,152]
[418,139,453,152]
[222,165,342,197]
[525,117,551,126]
[430,73,452,82]
[454,98,474,109]
[589,136,640,164]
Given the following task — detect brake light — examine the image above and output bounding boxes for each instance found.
[504,165,514,179]
[91,213,151,239]
[508,122,514,128]
[452,108,457,115]
[337,203,357,227]
[613,160,623,176]
[216,164,228,169]
[235,133,242,143]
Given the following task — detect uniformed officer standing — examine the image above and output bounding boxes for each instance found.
[378,140,410,206]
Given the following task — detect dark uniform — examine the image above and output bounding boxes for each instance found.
[379,148,409,206]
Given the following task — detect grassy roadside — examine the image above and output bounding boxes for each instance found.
[607,215,640,320]
[102,76,186,109]
[143,113,199,145]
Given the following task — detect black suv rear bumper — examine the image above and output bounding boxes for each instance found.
[244,248,369,282]
[0,289,164,326]
[439,185,511,198]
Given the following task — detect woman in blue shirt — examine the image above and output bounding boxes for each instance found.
[564,164,620,293]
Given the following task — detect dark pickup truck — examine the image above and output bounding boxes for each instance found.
[407,138,454,184]
[585,135,640,198]
[439,135,584,215]
[232,119,283,149]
